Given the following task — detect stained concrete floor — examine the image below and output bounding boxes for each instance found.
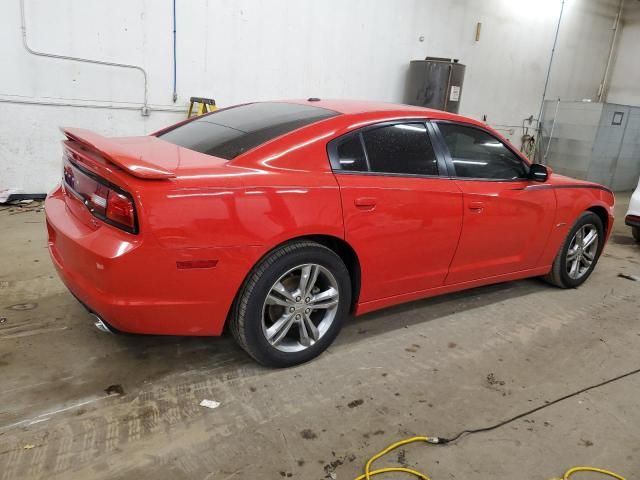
[1,193,639,480]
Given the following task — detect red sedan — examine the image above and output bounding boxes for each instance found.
[45,100,615,367]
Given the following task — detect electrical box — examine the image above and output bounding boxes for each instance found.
[404,57,466,113]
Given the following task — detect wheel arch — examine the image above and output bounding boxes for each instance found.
[302,234,361,313]
[587,205,609,235]
[226,234,362,332]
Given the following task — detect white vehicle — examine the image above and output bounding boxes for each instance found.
[626,177,640,242]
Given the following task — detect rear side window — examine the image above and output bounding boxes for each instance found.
[362,123,438,176]
[158,102,338,160]
[437,123,528,180]
[336,136,368,171]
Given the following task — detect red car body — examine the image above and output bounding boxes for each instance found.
[45,100,615,337]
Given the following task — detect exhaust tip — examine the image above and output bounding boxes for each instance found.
[89,313,115,334]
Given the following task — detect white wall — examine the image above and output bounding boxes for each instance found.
[607,1,640,106]
[0,0,627,193]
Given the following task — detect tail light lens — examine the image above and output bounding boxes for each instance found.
[63,155,138,234]
[106,190,136,230]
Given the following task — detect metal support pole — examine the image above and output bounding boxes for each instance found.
[543,98,561,164]
[536,0,566,161]
[597,0,625,102]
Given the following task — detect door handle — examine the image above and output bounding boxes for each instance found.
[468,201,484,212]
[354,197,377,209]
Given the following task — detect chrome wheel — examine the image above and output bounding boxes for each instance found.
[261,264,339,353]
[566,224,599,280]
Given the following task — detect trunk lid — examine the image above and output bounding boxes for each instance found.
[59,128,242,234]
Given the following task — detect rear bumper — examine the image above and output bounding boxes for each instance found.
[45,186,257,336]
[625,215,640,229]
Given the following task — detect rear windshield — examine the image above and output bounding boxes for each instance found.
[157,102,338,160]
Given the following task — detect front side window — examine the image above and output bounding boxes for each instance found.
[437,123,528,180]
[362,123,438,176]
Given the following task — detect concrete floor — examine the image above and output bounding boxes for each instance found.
[1,193,639,480]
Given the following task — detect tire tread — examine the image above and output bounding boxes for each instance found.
[543,211,603,289]
[229,240,344,365]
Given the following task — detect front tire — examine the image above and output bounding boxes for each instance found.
[229,241,351,367]
[633,226,640,242]
[543,212,604,288]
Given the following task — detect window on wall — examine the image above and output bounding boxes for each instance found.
[437,123,528,180]
[361,123,438,176]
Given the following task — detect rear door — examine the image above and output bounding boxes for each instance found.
[432,122,556,285]
[330,121,463,303]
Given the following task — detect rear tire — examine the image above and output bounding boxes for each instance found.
[633,226,640,242]
[229,241,351,368]
[543,212,604,288]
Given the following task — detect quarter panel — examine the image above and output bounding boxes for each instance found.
[236,177,345,246]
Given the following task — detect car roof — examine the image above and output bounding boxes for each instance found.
[281,98,483,125]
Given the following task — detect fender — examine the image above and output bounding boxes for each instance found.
[538,186,614,267]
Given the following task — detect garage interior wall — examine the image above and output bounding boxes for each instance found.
[0,0,635,194]
[607,1,640,106]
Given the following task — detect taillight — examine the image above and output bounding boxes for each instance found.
[106,190,136,231]
[63,154,138,234]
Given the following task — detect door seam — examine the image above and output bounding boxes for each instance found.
[443,180,466,285]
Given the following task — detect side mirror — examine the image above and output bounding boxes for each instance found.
[529,163,550,182]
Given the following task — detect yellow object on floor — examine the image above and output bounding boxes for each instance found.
[355,436,626,480]
[354,436,433,480]
[558,467,625,480]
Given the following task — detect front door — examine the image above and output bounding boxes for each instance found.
[432,122,556,284]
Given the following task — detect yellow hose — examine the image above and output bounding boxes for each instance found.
[562,467,625,480]
[354,467,430,480]
[356,436,432,480]
[354,436,626,480]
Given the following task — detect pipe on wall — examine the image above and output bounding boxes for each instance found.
[19,0,150,115]
[536,0,566,133]
[597,0,625,102]
[172,0,178,103]
[0,95,184,112]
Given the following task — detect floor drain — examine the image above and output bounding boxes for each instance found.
[6,302,38,311]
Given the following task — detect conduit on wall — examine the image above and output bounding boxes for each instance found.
[172,0,178,103]
[536,0,566,135]
[536,0,566,164]
[597,0,625,102]
[19,0,151,115]
[0,95,184,112]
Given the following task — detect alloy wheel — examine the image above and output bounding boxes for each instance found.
[261,264,340,352]
[566,224,599,280]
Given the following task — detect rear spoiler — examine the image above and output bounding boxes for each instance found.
[61,127,175,179]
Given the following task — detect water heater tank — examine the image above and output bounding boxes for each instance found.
[404,57,466,113]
